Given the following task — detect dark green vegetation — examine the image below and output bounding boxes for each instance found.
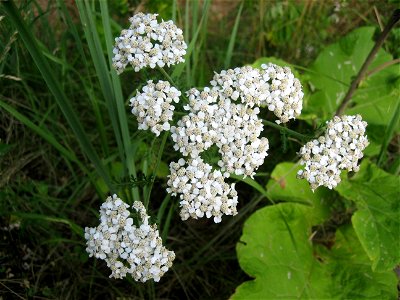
[0,0,399,299]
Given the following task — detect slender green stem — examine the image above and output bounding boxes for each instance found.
[144,132,169,209]
[262,119,311,141]
[158,66,177,86]
[229,174,269,199]
[158,67,189,103]
[336,9,400,116]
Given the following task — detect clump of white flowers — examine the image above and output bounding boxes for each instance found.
[111,13,305,224]
[297,115,369,190]
[210,63,303,124]
[130,80,181,136]
[168,64,304,222]
[171,87,269,177]
[166,157,239,223]
[168,85,270,222]
[112,12,187,74]
[170,87,219,157]
[85,194,175,282]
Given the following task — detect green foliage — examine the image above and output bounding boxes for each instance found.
[304,26,400,130]
[233,202,397,299]
[233,162,398,299]
[316,225,398,299]
[336,160,400,271]
[266,162,332,210]
[233,203,331,299]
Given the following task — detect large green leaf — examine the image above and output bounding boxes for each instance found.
[232,202,398,299]
[336,160,400,271]
[266,162,334,222]
[233,203,331,299]
[316,225,397,299]
[305,26,400,129]
[346,61,400,128]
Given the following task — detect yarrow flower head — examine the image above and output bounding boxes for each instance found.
[112,12,187,74]
[130,80,181,136]
[166,157,238,223]
[171,88,269,178]
[210,64,304,124]
[84,194,175,282]
[297,115,369,190]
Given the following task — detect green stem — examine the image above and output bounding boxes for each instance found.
[144,132,169,209]
[158,66,177,86]
[158,67,189,103]
[335,9,400,116]
[262,119,311,141]
[229,174,269,199]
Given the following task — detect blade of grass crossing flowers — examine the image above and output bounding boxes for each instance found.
[2,1,113,191]
[75,1,125,168]
[99,0,140,202]
[224,1,244,69]
[184,0,191,86]
[172,0,177,22]
[190,1,208,86]
[191,0,200,43]
[144,132,168,209]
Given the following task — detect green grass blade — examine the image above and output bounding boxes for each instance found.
[75,0,125,167]
[172,0,177,22]
[56,0,109,157]
[0,99,102,194]
[0,100,78,165]
[161,202,175,241]
[224,1,244,69]
[377,101,400,166]
[184,0,191,86]
[14,212,84,236]
[2,0,113,191]
[156,194,171,225]
[191,0,210,85]
[171,0,211,81]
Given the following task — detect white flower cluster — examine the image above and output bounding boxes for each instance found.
[112,13,187,74]
[210,64,303,123]
[297,115,369,190]
[130,80,181,136]
[85,194,175,282]
[168,85,269,222]
[171,88,269,177]
[166,157,238,223]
